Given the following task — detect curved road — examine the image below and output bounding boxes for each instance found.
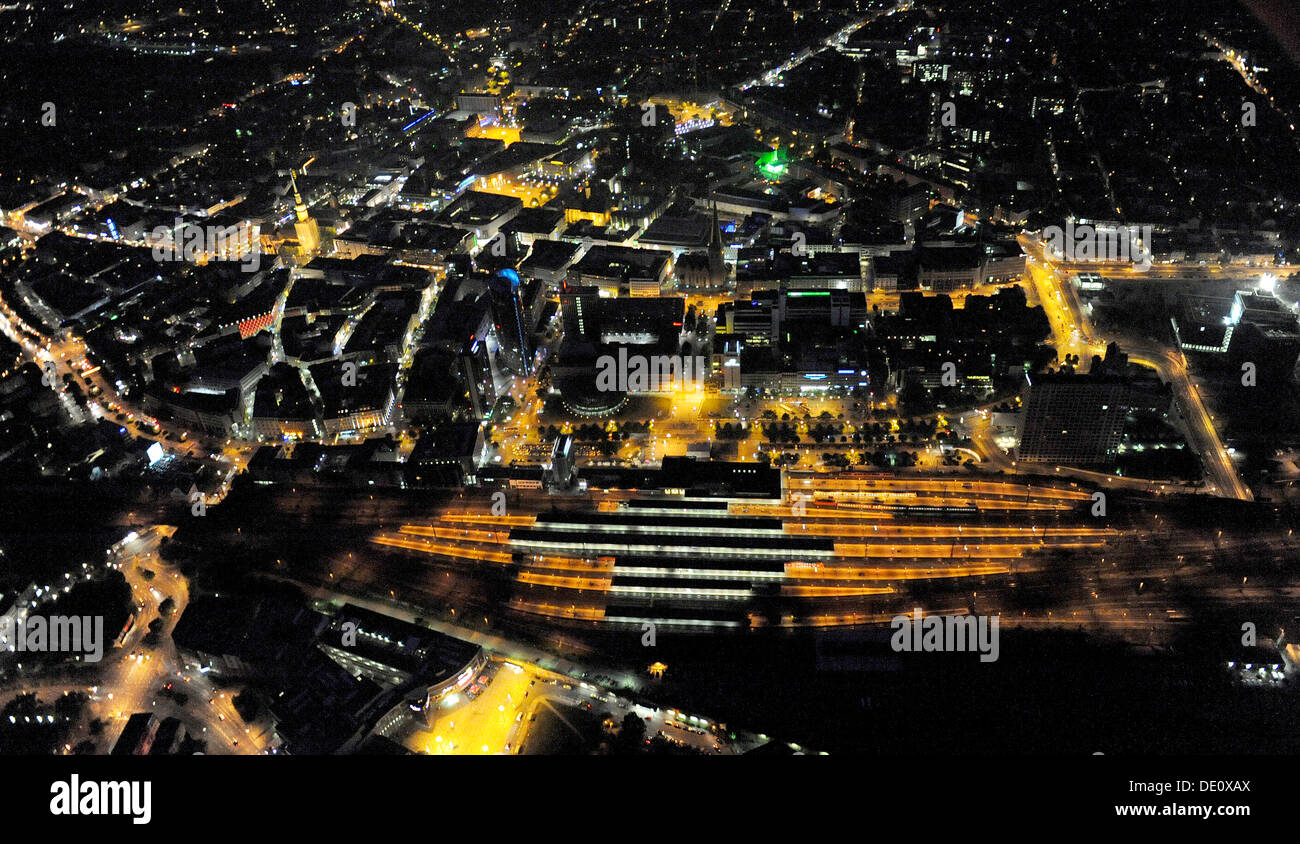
[1019,232,1252,501]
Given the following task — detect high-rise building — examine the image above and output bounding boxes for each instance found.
[548,434,575,488]
[1018,373,1128,464]
[489,268,531,375]
[559,283,599,343]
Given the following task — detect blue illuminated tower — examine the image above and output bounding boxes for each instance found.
[489,268,531,376]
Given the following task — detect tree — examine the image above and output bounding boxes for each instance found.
[55,692,87,722]
[899,376,933,414]
[617,711,647,753]
[232,691,260,722]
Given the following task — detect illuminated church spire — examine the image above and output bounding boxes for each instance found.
[708,200,725,285]
[291,170,310,223]
[290,169,320,255]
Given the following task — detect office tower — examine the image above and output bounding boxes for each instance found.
[1018,374,1128,464]
[489,268,531,375]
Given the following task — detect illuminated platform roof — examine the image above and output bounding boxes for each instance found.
[508,526,836,555]
[532,510,783,532]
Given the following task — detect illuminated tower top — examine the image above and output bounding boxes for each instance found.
[289,169,321,256]
[291,171,310,223]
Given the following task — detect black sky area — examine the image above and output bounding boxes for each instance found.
[1240,0,1300,64]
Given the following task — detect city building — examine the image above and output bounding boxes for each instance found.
[1018,373,1129,464]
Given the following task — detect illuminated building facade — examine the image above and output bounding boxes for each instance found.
[292,172,321,257]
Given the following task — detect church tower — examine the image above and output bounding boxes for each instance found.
[707,200,726,286]
[291,170,320,256]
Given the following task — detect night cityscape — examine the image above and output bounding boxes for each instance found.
[1,0,1298,822]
